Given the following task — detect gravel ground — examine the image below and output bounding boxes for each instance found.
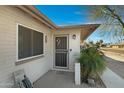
[104,56,124,79]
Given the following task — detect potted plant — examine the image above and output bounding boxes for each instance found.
[77,47,106,84]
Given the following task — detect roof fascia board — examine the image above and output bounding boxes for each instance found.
[16,5,57,29]
[26,6,57,28]
[58,24,100,29]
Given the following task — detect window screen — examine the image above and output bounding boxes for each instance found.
[18,25,44,60]
[33,30,43,56]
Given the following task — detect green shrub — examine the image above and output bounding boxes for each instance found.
[77,47,106,83]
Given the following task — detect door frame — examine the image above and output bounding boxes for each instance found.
[53,34,69,69]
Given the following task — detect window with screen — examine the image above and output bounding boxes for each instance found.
[18,25,44,60]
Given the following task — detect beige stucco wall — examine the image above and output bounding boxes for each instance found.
[0,6,53,87]
[53,28,81,72]
[0,6,82,88]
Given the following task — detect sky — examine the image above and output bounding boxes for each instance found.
[35,5,93,26]
[34,5,116,44]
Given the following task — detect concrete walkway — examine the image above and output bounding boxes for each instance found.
[100,68,124,88]
[34,70,104,88]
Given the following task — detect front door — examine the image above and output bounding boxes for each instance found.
[54,35,69,69]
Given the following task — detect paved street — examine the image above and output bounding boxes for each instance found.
[104,56,124,79]
[102,48,124,79]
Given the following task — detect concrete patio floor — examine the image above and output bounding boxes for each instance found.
[34,70,105,88]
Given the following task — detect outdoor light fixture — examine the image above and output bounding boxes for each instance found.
[72,34,76,39]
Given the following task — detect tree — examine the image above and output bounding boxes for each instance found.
[99,39,104,47]
[89,5,124,41]
[88,41,94,47]
[95,41,101,48]
[99,39,103,47]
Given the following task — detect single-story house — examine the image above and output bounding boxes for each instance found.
[0,5,100,87]
[109,43,124,48]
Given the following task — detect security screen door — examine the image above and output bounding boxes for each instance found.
[55,35,69,68]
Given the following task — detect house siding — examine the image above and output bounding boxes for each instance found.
[0,6,53,87]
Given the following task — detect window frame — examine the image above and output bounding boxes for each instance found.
[16,24,45,62]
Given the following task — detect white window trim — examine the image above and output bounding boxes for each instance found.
[16,23,45,62]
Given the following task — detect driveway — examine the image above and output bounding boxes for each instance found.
[104,56,124,79]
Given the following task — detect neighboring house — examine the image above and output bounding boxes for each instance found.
[109,43,124,48]
[0,5,99,87]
